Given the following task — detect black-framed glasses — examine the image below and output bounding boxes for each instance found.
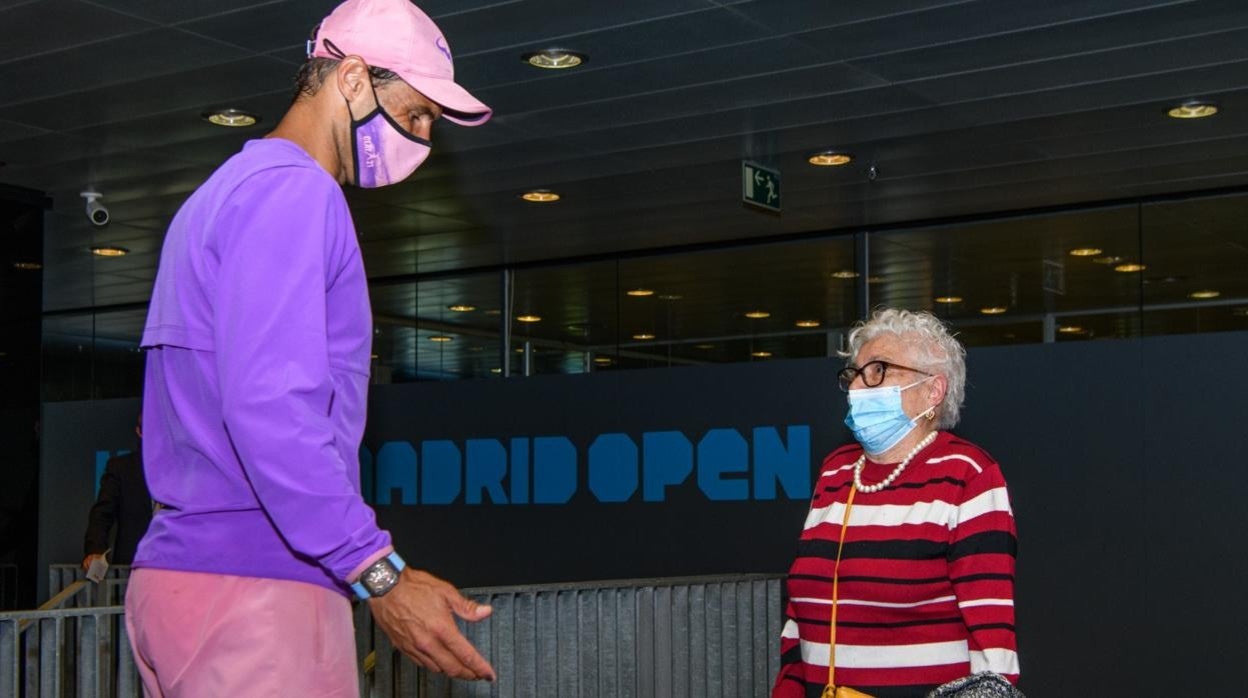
[837,360,930,391]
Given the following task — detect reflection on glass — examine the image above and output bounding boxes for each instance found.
[1141,195,1248,338]
[870,205,1146,347]
[42,309,145,401]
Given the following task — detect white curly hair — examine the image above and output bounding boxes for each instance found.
[838,308,968,429]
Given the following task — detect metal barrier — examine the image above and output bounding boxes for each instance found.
[1,566,137,697]
[0,606,136,698]
[2,571,783,697]
[358,574,784,697]
[47,566,131,609]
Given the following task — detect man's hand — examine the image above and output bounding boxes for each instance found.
[368,569,495,681]
[81,554,104,572]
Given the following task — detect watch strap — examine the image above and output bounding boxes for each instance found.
[350,552,406,600]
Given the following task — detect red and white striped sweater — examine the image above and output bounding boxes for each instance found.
[773,431,1019,698]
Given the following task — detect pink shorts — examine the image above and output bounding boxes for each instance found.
[125,568,359,697]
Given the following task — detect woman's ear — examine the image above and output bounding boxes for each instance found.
[930,375,948,408]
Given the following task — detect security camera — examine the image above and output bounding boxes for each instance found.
[81,192,109,226]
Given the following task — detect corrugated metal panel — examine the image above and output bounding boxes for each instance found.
[359,574,784,698]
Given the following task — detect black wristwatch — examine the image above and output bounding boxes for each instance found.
[351,552,406,600]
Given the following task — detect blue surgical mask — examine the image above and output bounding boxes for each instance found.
[844,377,936,456]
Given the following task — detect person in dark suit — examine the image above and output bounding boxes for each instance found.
[82,413,152,570]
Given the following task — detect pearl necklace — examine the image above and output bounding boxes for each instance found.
[852,431,938,493]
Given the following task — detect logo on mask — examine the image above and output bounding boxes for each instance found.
[435,36,452,62]
[361,134,380,169]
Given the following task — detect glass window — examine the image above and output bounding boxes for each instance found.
[1141,194,1248,337]
[870,205,1144,346]
[41,309,145,401]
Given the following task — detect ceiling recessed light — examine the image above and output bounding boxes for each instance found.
[593,356,613,365]
[429,335,453,343]
[447,304,476,312]
[694,343,715,350]
[201,108,260,127]
[830,270,860,279]
[484,309,502,316]
[1188,290,1221,299]
[370,353,379,360]
[751,350,773,358]
[632,333,656,340]
[490,367,502,374]
[934,296,963,304]
[1068,247,1103,257]
[521,49,587,70]
[980,306,1008,315]
[90,246,129,257]
[516,314,542,323]
[12,261,41,270]
[658,294,683,301]
[626,288,654,297]
[1058,325,1084,334]
[867,276,885,284]
[1114,263,1147,273]
[521,190,560,203]
[1167,100,1218,119]
[1092,255,1124,265]
[744,310,771,319]
[808,151,853,167]
[795,320,821,328]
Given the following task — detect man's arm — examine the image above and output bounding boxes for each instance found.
[949,463,1019,682]
[212,167,388,580]
[82,460,120,568]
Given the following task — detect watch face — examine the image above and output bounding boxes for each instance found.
[363,559,400,596]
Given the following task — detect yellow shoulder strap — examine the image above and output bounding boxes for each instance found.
[825,483,857,696]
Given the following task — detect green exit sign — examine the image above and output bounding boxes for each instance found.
[742,161,781,212]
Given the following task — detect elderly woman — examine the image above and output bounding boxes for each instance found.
[773,309,1019,698]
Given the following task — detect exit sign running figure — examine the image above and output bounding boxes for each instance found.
[742,161,781,213]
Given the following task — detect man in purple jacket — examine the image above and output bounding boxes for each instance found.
[124,0,495,693]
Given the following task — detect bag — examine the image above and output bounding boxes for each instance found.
[926,672,1024,697]
[823,687,874,698]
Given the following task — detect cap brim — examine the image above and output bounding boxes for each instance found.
[399,72,491,126]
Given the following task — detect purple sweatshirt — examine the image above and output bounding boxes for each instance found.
[135,138,390,594]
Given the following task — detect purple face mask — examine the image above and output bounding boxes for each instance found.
[347,85,431,188]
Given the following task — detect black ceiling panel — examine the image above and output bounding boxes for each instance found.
[175,0,338,53]
[88,0,287,25]
[437,1,719,57]
[0,57,294,132]
[0,29,250,108]
[0,118,49,144]
[0,0,154,64]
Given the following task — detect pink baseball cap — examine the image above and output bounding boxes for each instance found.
[308,0,491,126]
